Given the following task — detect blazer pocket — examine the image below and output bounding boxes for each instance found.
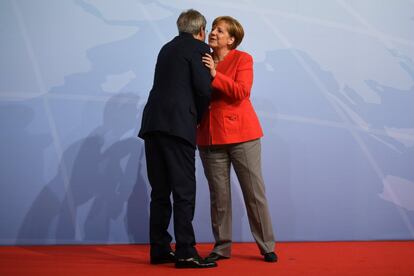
[223,112,240,135]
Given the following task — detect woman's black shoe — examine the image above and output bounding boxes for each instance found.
[205,252,230,262]
[264,252,278,262]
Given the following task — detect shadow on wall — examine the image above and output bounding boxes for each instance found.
[0,104,52,242]
[15,0,182,244]
[253,48,414,240]
[17,94,149,244]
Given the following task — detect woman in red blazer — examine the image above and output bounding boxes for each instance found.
[198,16,277,263]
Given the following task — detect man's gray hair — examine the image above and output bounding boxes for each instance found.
[176,9,206,35]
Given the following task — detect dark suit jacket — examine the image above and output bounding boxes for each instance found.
[138,32,211,147]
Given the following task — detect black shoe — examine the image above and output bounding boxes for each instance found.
[150,251,176,264]
[205,252,229,262]
[264,252,278,262]
[175,256,218,269]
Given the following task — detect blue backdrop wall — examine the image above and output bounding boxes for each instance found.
[1,0,414,245]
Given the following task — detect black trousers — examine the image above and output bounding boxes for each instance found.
[144,132,198,259]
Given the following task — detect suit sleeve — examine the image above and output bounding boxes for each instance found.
[212,52,253,101]
[190,44,212,123]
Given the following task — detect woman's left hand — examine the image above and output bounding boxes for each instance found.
[202,53,216,78]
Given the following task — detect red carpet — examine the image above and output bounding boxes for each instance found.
[1,241,414,275]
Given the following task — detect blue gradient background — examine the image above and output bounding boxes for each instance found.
[1,0,414,245]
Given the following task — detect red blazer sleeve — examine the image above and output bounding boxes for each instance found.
[211,53,253,101]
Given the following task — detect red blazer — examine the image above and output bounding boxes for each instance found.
[197,49,263,145]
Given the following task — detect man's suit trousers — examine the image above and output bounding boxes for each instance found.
[144,132,197,259]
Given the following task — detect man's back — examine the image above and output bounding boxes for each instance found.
[138,32,211,146]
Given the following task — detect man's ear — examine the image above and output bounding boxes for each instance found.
[199,27,207,40]
[193,28,204,41]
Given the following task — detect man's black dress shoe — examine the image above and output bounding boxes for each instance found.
[205,252,229,262]
[264,252,278,262]
[150,251,176,264]
[175,256,217,269]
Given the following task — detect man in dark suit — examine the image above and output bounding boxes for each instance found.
[138,9,216,269]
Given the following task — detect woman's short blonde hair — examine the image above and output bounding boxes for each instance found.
[212,16,244,49]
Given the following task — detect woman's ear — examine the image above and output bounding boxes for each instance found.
[227,36,235,47]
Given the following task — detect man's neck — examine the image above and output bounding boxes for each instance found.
[192,32,204,42]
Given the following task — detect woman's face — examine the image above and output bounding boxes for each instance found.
[208,21,235,50]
